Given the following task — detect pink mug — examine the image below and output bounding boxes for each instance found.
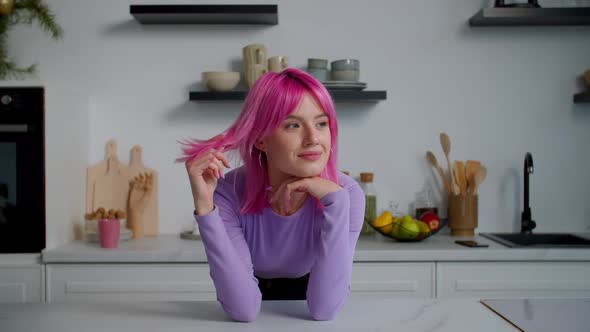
[98,219,120,248]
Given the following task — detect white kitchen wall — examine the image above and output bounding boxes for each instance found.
[4,0,590,247]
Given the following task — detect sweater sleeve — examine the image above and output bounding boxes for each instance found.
[306,179,365,320]
[194,185,262,322]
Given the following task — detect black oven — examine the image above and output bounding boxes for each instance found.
[0,87,45,253]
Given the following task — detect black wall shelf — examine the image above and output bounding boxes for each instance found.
[574,92,590,103]
[190,90,387,102]
[130,5,278,25]
[469,7,590,26]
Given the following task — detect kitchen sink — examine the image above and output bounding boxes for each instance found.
[480,233,590,248]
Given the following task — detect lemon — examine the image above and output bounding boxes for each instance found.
[378,223,393,235]
[373,211,393,227]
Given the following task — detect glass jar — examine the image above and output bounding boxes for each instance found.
[388,200,404,218]
[360,172,376,235]
[414,185,438,219]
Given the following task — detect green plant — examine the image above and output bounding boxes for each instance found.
[0,0,63,79]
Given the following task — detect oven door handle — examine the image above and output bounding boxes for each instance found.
[0,124,28,133]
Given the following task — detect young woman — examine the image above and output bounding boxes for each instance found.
[177,68,364,322]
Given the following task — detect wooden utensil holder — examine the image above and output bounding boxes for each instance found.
[448,194,478,236]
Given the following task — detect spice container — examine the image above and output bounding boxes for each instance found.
[360,172,376,235]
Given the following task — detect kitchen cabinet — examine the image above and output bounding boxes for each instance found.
[351,263,435,299]
[436,262,590,299]
[0,255,44,303]
[45,262,434,302]
[46,264,216,302]
[41,235,590,302]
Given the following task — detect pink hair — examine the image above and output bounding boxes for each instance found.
[176,68,339,214]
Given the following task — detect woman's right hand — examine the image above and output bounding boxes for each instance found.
[185,147,231,215]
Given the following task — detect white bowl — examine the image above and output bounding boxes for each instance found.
[202,71,240,92]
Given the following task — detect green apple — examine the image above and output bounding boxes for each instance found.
[399,218,420,240]
[391,222,401,238]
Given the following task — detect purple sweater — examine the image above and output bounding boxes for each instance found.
[194,168,365,322]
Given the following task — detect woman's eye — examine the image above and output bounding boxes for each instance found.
[286,123,299,129]
[317,121,328,128]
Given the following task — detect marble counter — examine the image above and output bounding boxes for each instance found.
[0,298,517,332]
[41,233,590,263]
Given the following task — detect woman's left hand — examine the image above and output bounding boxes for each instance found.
[269,176,342,212]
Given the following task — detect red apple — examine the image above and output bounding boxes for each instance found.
[420,211,440,231]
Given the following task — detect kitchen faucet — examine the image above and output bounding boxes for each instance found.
[521,152,536,234]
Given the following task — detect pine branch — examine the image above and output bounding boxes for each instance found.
[0,0,63,79]
[0,61,35,79]
[13,0,63,40]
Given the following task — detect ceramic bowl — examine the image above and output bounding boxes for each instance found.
[331,69,360,82]
[308,58,328,69]
[202,71,240,92]
[307,68,328,82]
[331,59,360,71]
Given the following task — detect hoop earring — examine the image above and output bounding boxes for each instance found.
[258,151,264,167]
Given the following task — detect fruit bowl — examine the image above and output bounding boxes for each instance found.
[369,217,448,242]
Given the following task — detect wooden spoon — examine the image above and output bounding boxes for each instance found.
[454,160,467,194]
[426,151,451,194]
[440,133,460,195]
[465,160,481,194]
[471,165,487,195]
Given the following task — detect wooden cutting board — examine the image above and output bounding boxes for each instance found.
[86,140,129,215]
[127,145,159,236]
[86,140,159,236]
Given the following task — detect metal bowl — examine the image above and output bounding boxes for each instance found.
[368,218,448,242]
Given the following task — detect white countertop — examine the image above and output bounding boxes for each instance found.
[481,298,590,332]
[0,298,517,332]
[41,232,590,263]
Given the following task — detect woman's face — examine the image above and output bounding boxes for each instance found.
[257,94,331,184]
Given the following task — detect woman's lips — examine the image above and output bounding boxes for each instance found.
[299,153,322,161]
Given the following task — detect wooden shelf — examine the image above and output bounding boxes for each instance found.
[189,90,387,102]
[130,5,278,25]
[574,92,590,103]
[469,7,590,26]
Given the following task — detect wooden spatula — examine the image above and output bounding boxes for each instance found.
[426,151,451,194]
[454,161,467,194]
[465,160,481,194]
[472,165,487,196]
[440,132,460,195]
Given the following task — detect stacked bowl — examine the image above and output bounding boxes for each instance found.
[330,59,359,81]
